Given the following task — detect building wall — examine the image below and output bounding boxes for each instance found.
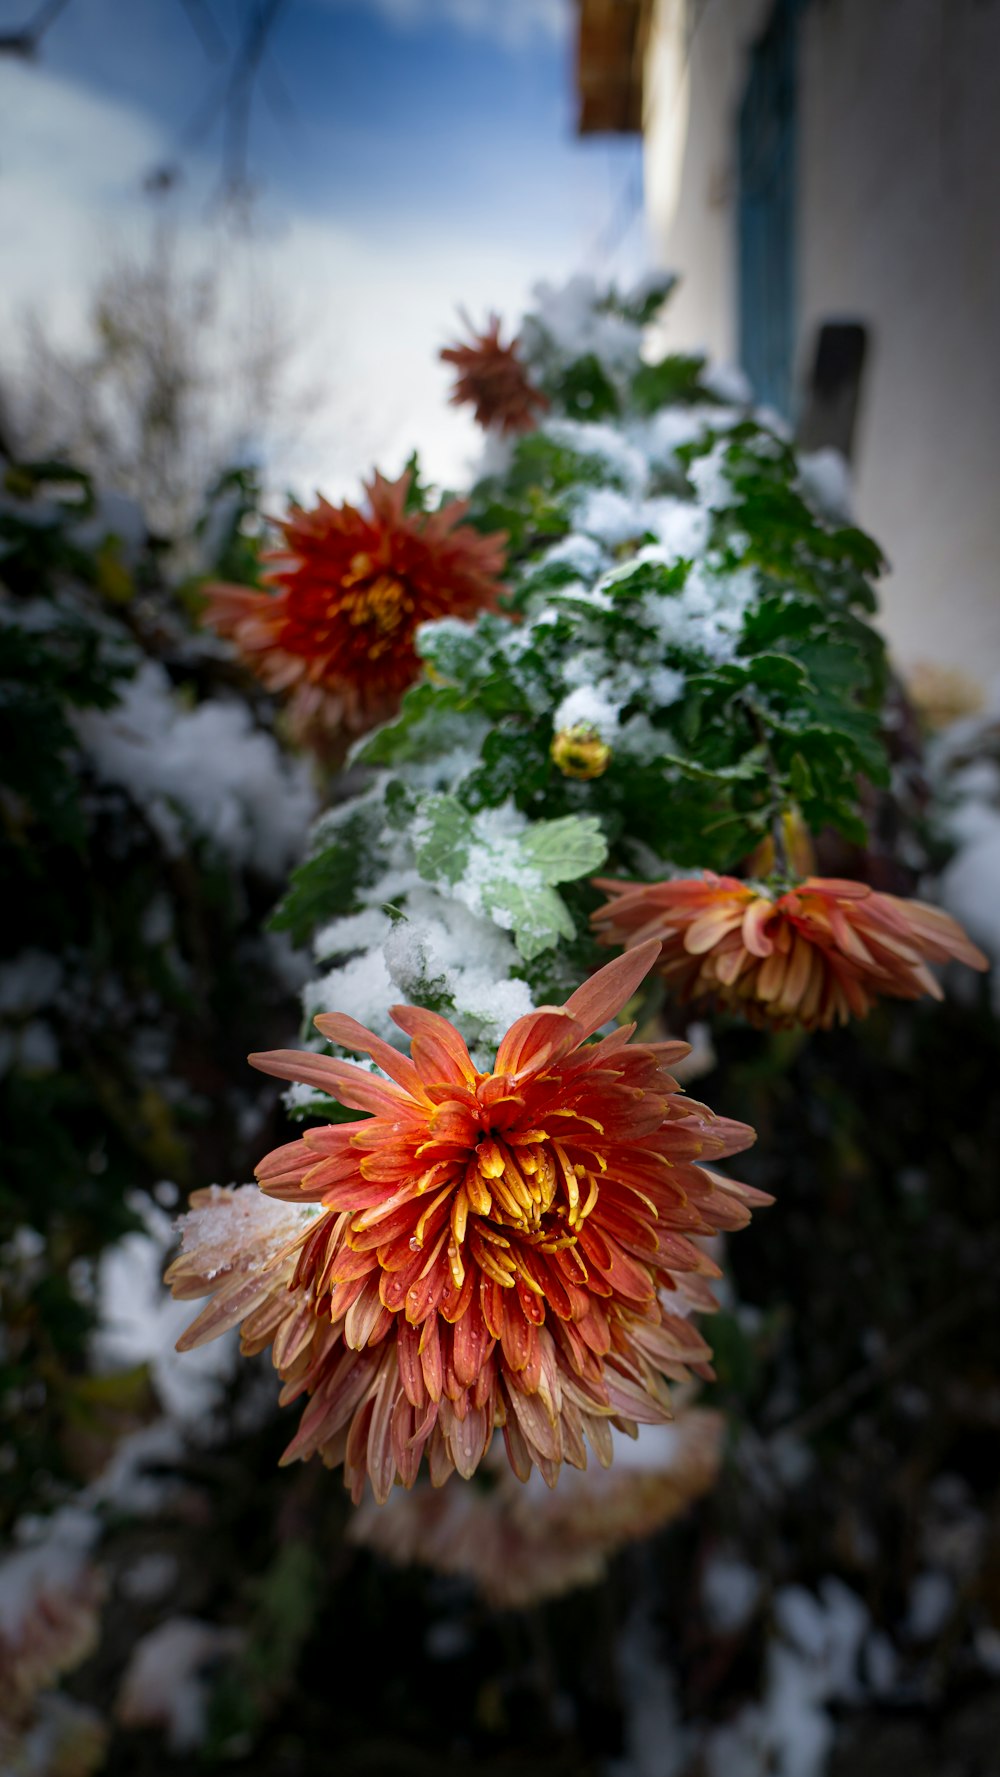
[642,0,1000,679]
[643,0,771,366]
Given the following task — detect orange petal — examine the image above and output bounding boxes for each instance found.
[312,1012,425,1098]
[389,1004,479,1085]
[562,937,663,1038]
[741,895,777,958]
[684,904,747,955]
[494,1008,582,1077]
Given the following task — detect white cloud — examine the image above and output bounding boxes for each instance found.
[312,0,569,50]
[0,61,165,345]
[0,54,625,506]
[256,210,551,498]
[0,60,491,492]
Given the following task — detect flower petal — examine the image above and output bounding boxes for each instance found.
[562,938,663,1039]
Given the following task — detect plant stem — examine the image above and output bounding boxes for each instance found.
[744,698,790,878]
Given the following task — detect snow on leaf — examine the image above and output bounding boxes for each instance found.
[412,794,474,886]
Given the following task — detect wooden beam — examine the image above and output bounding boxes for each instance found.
[575,0,651,135]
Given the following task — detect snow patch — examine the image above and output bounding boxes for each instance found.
[76,660,316,875]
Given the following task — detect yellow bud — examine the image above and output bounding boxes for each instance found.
[95,539,134,605]
[550,724,612,781]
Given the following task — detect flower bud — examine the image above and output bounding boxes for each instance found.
[551,724,612,780]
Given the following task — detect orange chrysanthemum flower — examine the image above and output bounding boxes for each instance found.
[592,873,989,1031]
[440,313,548,435]
[169,943,764,1504]
[0,1550,104,1729]
[203,469,506,738]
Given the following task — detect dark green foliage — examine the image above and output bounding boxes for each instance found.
[467,431,617,559]
[270,797,386,945]
[630,352,714,414]
[0,608,131,871]
[189,464,269,591]
[0,457,304,1531]
[546,352,621,421]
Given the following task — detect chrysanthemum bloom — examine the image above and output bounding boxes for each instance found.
[0,1698,107,1777]
[440,313,548,435]
[166,1183,320,1360]
[592,873,988,1031]
[169,943,764,1503]
[349,1408,724,1608]
[0,1538,105,1735]
[203,468,507,738]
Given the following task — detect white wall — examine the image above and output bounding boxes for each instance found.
[642,0,1000,680]
[643,0,771,365]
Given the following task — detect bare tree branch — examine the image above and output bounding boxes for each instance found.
[0,0,296,197]
[222,0,290,195]
[0,0,72,59]
[173,0,296,197]
[176,0,228,64]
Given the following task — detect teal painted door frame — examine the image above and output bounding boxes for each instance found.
[738,0,803,418]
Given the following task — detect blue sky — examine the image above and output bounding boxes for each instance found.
[0,0,648,491]
[16,0,640,236]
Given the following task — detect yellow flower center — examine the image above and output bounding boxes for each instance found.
[409,1125,605,1293]
[339,558,414,656]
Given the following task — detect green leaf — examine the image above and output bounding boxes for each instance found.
[482,879,576,961]
[412,793,473,885]
[285,1089,367,1125]
[548,353,620,422]
[631,353,710,415]
[519,814,607,883]
[410,804,607,961]
[462,724,552,809]
[740,592,822,653]
[402,449,434,513]
[829,523,885,577]
[357,681,469,766]
[789,751,815,800]
[601,557,690,604]
[270,795,388,944]
[618,273,677,325]
[659,748,767,785]
[416,614,497,682]
[746,652,814,697]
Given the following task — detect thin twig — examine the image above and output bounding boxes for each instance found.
[176,0,228,63]
[0,0,72,58]
[222,0,289,193]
